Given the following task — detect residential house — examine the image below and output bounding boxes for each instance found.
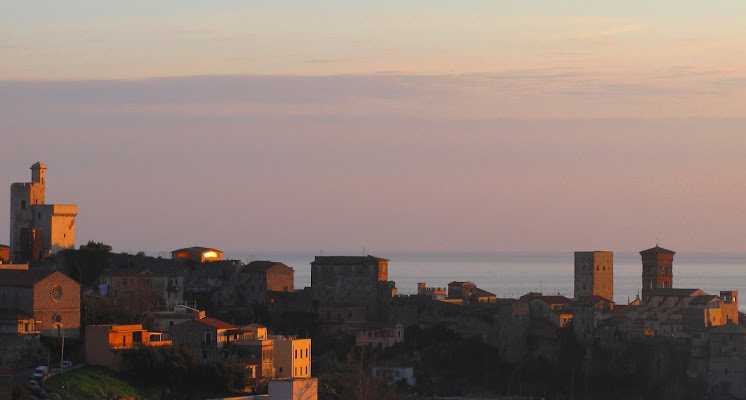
[372,364,415,386]
[355,322,404,349]
[171,246,223,263]
[169,317,248,361]
[85,324,171,370]
[526,294,574,327]
[239,261,295,305]
[318,304,367,336]
[274,337,311,378]
[100,268,184,307]
[147,304,205,337]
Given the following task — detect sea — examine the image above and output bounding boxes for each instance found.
[216,251,746,308]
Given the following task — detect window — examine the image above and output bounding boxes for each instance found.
[295,349,298,359]
[21,200,26,210]
[205,332,213,344]
[305,348,308,357]
[52,314,62,324]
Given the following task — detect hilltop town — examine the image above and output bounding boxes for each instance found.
[2,163,744,400]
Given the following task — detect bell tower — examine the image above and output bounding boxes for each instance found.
[640,245,675,301]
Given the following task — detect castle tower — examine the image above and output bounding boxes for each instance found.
[574,251,613,301]
[640,245,675,301]
[9,163,77,262]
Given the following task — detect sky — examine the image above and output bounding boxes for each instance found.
[1,1,745,253]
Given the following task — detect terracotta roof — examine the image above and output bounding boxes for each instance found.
[640,245,675,255]
[312,255,388,265]
[31,162,46,169]
[0,269,56,287]
[196,318,237,330]
[242,261,292,273]
[0,244,9,249]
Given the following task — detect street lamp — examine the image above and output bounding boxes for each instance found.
[57,323,64,375]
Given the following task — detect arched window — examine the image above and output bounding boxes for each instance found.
[52,314,62,325]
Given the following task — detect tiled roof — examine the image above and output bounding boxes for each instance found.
[312,255,388,265]
[196,318,237,330]
[242,261,292,273]
[0,269,56,287]
[31,162,46,169]
[0,244,9,249]
[640,245,676,255]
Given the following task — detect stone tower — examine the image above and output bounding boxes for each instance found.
[640,245,675,301]
[9,162,77,262]
[574,251,613,301]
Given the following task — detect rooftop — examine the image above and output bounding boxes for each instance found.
[0,269,56,287]
[640,245,676,255]
[312,255,388,265]
[196,317,238,330]
[242,261,292,273]
[646,288,704,298]
[172,246,222,254]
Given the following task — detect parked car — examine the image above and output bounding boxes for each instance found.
[61,360,72,368]
[32,366,48,379]
[26,379,47,396]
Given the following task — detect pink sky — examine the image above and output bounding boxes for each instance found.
[1,3,745,253]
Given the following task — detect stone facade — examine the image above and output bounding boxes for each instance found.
[641,245,675,301]
[101,269,184,307]
[239,261,294,305]
[9,162,77,262]
[708,322,746,400]
[574,251,613,301]
[0,269,80,338]
[311,255,395,321]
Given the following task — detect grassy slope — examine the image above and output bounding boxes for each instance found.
[44,366,159,400]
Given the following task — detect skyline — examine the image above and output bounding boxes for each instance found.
[2,2,745,253]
